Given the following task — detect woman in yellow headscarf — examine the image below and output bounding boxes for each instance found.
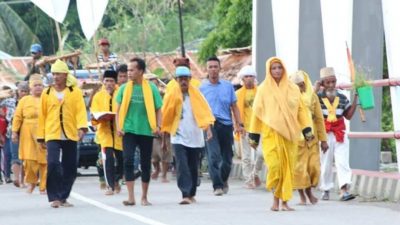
[11,74,47,194]
[248,57,312,211]
[289,71,328,205]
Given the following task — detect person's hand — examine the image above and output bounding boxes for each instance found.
[117,130,125,137]
[153,127,162,138]
[78,129,87,141]
[11,132,19,143]
[314,80,323,93]
[320,141,329,154]
[235,124,245,136]
[206,126,213,141]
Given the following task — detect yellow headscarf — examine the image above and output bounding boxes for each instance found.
[51,59,77,87]
[161,83,215,135]
[29,74,43,88]
[252,57,303,141]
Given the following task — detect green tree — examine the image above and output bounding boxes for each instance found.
[0,3,39,56]
[198,0,252,63]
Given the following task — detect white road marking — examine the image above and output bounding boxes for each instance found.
[71,192,169,225]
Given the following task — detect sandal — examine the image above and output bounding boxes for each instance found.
[51,201,61,208]
[179,198,191,205]
[122,200,135,206]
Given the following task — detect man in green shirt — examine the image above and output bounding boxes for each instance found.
[116,57,162,206]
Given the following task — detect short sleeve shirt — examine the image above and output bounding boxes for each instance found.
[116,82,162,136]
[200,79,237,125]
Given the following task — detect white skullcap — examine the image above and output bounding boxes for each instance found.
[238,65,257,79]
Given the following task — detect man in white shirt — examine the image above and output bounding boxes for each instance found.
[161,67,214,204]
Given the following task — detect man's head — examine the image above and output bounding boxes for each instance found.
[320,67,337,98]
[128,57,146,82]
[30,43,43,60]
[98,38,110,54]
[206,56,221,83]
[238,65,257,89]
[175,66,191,93]
[103,70,117,93]
[51,59,69,87]
[117,64,128,85]
[29,74,44,96]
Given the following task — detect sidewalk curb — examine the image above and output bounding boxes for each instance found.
[229,162,400,202]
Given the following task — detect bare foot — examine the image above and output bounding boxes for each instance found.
[189,197,196,203]
[270,206,279,211]
[254,175,261,187]
[309,196,318,205]
[141,199,152,206]
[26,184,35,194]
[40,190,47,195]
[151,171,160,180]
[281,202,295,211]
[244,182,255,189]
[161,177,169,183]
[114,183,121,194]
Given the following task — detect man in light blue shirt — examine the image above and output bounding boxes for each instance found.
[200,56,244,196]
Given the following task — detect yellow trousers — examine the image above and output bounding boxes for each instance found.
[24,160,47,191]
[293,142,320,189]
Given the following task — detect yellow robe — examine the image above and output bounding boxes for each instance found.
[12,95,46,163]
[12,95,47,190]
[249,57,312,201]
[37,86,88,142]
[293,94,327,189]
[91,88,122,150]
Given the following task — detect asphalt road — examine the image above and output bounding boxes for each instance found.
[0,168,399,225]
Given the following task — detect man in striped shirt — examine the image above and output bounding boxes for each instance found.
[317,67,358,201]
[98,38,118,71]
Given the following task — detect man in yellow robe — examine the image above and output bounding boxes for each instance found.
[235,65,264,189]
[161,66,214,204]
[289,71,328,205]
[37,59,88,208]
[248,57,313,211]
[91,70,123,195]
[12,74,47,194]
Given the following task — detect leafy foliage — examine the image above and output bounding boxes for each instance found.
[0,3,39,56]
[198,0,252,63]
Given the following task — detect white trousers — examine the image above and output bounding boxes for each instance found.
[319,132,352,191]
[240,134,264,184]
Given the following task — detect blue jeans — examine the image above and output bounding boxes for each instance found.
[173,144,200,198]
[206,121,234,190]
[3,138,16,178]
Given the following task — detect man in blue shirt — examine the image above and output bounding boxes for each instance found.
[200,56,244,196]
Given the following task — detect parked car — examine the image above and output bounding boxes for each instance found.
[77,124,99,169]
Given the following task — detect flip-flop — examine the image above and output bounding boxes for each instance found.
[340,194,356,201]
[270,207,279,211]
[179,199,191,205]
[122,200,136,206]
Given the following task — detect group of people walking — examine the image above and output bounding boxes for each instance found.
[0,42,358,211]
